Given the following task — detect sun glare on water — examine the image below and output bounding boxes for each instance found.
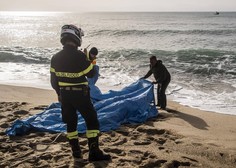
[0,11,58,16]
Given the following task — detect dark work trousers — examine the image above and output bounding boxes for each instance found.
[60,86,99,133]
[159,77,171,109]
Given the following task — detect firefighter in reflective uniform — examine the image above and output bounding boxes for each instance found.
[50,24,111,161]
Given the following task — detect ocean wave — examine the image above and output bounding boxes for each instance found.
[99,48,236,80]
[1,46,235,81]
[89,29,236,37]
[0,46,56,64]
[166,49,236,79]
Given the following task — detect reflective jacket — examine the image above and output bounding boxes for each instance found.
[50,44,94,95]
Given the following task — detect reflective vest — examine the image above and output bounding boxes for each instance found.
[50,45,94,93]
[86,51,96,65]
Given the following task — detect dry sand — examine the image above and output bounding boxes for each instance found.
[0,84,236,168]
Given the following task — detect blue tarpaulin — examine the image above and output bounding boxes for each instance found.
[6,79,158,136]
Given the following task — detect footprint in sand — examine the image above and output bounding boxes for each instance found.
[112,137,128,146]
[133,140,152,145]
[139,159,168,168]
[104,148,126,156]
[31,105,48,110]
[13,110,29,115]
[123,150,167,168]
[130,131,141,140]
[115,128,130,136]
[136,126,166,135]
[155,137,167,145]
[162,160,191,167]
[181,156,199,163]
[0,114,5,119]
[0,122,9,128]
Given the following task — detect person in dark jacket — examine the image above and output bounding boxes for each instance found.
[50,24,111,161]
[142,56,171,110]
[84,47,100,85]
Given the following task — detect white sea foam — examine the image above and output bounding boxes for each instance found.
[0,12,236,115]
[0,63,51,89]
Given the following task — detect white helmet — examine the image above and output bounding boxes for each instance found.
[60,24,84,47]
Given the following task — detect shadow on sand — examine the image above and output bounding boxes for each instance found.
[162,108,209,130]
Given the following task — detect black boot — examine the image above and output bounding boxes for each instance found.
[69,139,82,159]
[88,137,111,161]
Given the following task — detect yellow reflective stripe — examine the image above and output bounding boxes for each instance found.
[67,131,78,140]
[58,81,88,86]
[55,64,93,78]
[82,63,93,75]
[86,130,100,138]
[55,71,83,78]
[50,67,55,73]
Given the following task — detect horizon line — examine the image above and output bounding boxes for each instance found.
[1,10,235,13]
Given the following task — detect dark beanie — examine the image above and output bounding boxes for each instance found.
[150,55,157,60]
[89,47,98,55]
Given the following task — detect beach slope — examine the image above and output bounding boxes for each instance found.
[0,85,235,168]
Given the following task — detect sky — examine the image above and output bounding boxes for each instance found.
[0,0,235,12]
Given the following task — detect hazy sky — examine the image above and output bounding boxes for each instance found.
[0,0,235,12]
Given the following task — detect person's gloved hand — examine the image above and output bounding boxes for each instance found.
[152,81,158,84]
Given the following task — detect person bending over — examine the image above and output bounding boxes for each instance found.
[142,56,171,110]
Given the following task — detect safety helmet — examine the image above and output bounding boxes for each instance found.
[60,24,84,47]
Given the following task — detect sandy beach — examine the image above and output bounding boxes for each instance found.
[0,84,235,168]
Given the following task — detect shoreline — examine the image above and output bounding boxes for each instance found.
[0,83,235,116]
[1,84,236,167]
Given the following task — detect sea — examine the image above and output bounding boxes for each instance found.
[0,11,235,115]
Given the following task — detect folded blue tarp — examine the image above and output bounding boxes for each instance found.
[6,79,158,136]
